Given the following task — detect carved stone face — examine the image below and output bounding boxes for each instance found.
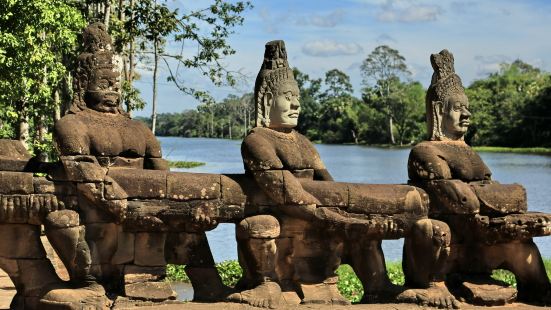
[441,92,471,140]
[84,68,121,113]
[268,80,300,129]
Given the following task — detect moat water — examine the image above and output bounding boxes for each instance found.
[159,136,551,264]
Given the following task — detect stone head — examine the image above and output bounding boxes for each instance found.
[71,23,124,115]
[254,40,300,129]
[426,50,471,141]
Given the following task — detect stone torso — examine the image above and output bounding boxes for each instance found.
[242,127,325,178]
[54,109,162,159]
[408,141,491,182]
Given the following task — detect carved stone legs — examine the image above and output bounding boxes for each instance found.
[400,219,459,308]
[345,239,401,303]
[165,231,231,301]
[44,210,93,284]
[229,215,282,308]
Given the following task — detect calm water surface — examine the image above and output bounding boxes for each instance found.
[159,137,551,262]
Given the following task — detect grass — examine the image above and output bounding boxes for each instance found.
[167,258,551,303]
[473,146,551,155]
[167,160,205,168]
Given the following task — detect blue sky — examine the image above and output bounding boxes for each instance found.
[132,0,551,117]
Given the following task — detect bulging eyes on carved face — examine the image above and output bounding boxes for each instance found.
[268,80,301,129]
[85,68,121,113]
[441,92,471,140]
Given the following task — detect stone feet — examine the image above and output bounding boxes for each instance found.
[227,281,282,308]
[361,283,403,304]
[446,273,516,306]
[397,282,460,309]
[38,281,111,310]
[300,282,350,305]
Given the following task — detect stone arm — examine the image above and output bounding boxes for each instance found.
[141,124,169,171]
[407,144,452,181]
[241,133,320,206]
[54,117,91,156]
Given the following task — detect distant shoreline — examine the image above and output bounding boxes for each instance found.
[157,136,551,155]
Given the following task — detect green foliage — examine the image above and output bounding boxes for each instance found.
[466,60,551,147]
[167,259,551,303]
[0,0,85,149]
[473,146,551,155]
[168,160,205,168]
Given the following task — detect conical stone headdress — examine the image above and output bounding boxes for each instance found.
[71,22,126,116]
[426,49,465,140]
[254,40,296,127]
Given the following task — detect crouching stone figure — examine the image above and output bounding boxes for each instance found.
[229,40,459,309]
[408,49,551,306]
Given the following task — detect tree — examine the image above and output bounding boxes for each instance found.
[360,45,411,144]
[131,0,178,134]
[294,68,322,140]
[318,69,360,144]
[466,60,551,147]
[0,0,85,152]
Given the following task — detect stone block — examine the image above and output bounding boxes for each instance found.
[0,224,46,259]
[0,140,30,159]
[111,227,135,265]
[17,259,60,296]
[349,184,426,216]
[33,177,77,196]
[124,281,176,301]
[134,232,167,266]
[123,265,166,284]
[108,168,167,199]
[220,174,248,205]
[300,180,348,207]
[61,157,107,182]
[86,223,118,264]
[0,158,29,172]
[0,172,33,195]
[471,182,527,215]
[167,172,221,201]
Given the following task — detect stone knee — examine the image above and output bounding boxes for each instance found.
[404,219,451,287]
[44,210,92,283]
[236,215,280,284]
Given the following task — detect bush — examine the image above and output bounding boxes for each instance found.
[167,258,551,303]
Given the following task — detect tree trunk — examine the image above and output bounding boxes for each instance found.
[228,118,232,139]
[388,116,395,144]
[151,39,159,135]
[126,0,135,116]
[103,0,111,30]
[16,101,29,150]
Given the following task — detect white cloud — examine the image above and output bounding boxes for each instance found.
[301,40,364,57]
[377,0,443,22]
[474,54,511,76]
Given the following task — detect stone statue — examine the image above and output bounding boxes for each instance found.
[230,40,458,308]
[408,49,551,306]
[52,22,230,303]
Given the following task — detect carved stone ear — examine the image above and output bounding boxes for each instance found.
[432,100,444,140]
[262,92,273,127]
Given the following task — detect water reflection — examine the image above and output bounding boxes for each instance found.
[159,137,551,261]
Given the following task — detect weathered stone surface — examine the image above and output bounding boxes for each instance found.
[124,281,176,301]
[123,265,165,284]
[0,224,46,258]
[111,227,135,265]
[108,168,167,199]
[0,172,33,195]
[167,172,221,201]
[0,139,30,158]
[87,223,118,264]
[471,182,527,215]
[134,232,167,266]
[61,156,107,182]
